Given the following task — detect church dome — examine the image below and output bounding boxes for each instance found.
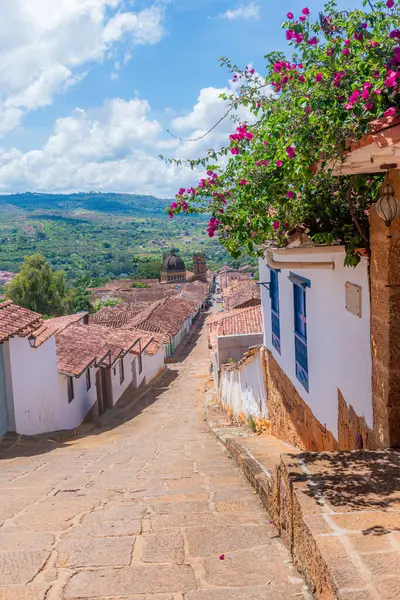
[162,251,186,272]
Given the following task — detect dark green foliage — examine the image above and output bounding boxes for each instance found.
[5,254,72,316]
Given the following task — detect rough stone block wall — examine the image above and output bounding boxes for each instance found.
[264,350,337,451]
[337,389,376,450]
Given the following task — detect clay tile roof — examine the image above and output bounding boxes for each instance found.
[90,303,148,328]
[223,281,261,311]
[207,305,263,351]
[0,300,43,343]
[55,323,142,377]
[31,313,88,348]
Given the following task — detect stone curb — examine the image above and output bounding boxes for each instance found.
[205,407,338,600]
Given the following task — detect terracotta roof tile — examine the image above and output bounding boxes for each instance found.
[0,300,42,343]
[31,313,88,348]
[207,305,263,351]
[223,280,260,311]
[55,324,142,377]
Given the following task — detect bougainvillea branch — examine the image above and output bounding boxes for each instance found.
[164,0,400,265]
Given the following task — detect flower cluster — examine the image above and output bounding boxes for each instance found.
[168,1,400,261]
[206,217,220,238]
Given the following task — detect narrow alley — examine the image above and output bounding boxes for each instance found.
[0,318,310,600]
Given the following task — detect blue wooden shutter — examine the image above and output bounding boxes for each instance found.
[269,269,281,354]
[293,281,309,392]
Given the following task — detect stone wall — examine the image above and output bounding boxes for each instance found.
[369,169,400,447]
[265,350,379,451]
[264,350,337,451]
[337,389,376,450]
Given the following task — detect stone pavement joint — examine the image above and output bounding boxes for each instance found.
[0,316,311,599]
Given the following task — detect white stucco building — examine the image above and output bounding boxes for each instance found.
[0,302,165,437]
[259,245,373,450]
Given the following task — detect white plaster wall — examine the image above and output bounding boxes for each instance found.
[58,366,98,429]
[240,351,268,417]
[143,348,165,384]
[111,353,134,406]
[219,349,268,419]
[9,336,98,434]
[259,251,372,439]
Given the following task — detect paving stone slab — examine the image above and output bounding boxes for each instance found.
[185,586,308,600]
[150,501,210,515]
[57,536,134,568]
[204,547,293,588]
[186,525,271,557]
[64,564,196,597]
[0,585,49,600]
[140,532,184,563]
[0,549,50,585]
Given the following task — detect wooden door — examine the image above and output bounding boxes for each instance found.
[96,369,105,415]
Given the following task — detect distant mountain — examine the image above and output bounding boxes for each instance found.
[0,192,171,216]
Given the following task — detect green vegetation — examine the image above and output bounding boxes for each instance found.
[93,297,124,312]
[5,254,72,316]
[0,192,255,289]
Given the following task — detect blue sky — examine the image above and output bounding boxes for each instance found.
[0,0,361,196]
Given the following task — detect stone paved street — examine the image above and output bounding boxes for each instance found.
[0,317,311,599]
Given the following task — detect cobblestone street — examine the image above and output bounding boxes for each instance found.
[0,318,310,600]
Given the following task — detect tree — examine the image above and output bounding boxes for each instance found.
[5,254,72,316]
[167,0,400,265]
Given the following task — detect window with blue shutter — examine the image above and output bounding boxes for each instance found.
[290,273,310,392]
[269,269,281,354]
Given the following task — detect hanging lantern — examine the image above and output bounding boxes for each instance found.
[375,183,400,227]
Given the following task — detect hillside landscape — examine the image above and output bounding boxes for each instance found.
[0,192,248,285]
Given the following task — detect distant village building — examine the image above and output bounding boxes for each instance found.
[160,250,187,283]
[160,250,208,284]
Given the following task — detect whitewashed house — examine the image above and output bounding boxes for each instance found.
[259,245,373,451]
[0,302,165,436]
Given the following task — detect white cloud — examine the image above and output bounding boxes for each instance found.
[0,81,257,196]
[0,1,166,131]
[221,2,260,20]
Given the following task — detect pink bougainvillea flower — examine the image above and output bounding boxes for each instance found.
[344,103,353,111]
[273,221,280,230]
[287,12,294,19]
[354,31,363,41]
[256,160,262,166]
[326,47,334,56]
[308,37,318,45]
[178,187,186,195]
[181,202,188,212]
[219,554,225,560]
[299,15,306,21]
[362,89,370,100]
[362,22,368,29]
[286,30,294,40]
[294,33,304,43]
[263,140,268,146]
[257,101,262,108]
[365,102,374,111]
[231,147,240,155]
[344,39,351,46]
[264,160,269,166]
[315,73,323,82]
[384,107,397,116]
[168,212,174,219]
[170,202,178,210]
[276,160,283,168]
[390,30,400,39]
[302,7,310,15]
[239,179,249,186]
[374,88,382,94]
[298,74,305,83]
[343,48,350,56]
[286,191,295,199]
[286,145,296,159]
[387,0,395,7]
